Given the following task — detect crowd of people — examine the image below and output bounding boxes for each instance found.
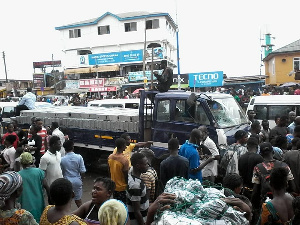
[2,84,300,224]
[1,111,300,224]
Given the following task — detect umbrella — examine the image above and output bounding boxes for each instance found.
[280,82,299,87]
[132,88,143,94]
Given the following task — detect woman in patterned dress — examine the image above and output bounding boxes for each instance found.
[0,171,38,224]
[40,178,87,225]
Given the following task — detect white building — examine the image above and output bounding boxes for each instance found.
[55,11,178,93]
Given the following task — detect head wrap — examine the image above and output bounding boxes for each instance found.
[0,171,22,207]
[20,152,33,165]
[98,199,128,225]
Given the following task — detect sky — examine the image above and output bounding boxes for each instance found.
[1,0,300,80]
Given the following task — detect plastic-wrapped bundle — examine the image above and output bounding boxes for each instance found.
[157,211,204,225]
[155,177,249,225]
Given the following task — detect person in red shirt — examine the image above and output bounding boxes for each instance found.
[2,123,19,149]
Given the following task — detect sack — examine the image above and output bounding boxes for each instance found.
[257,160,283,198]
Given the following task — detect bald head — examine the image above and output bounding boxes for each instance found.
[295,116,300,126]
[189,128,203,145]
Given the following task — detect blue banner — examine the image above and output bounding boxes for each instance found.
[89,50,144,65]
[121,50,143,62]
[189,71,223,87]
[89,52,121,65]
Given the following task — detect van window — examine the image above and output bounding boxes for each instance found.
[254,105,300,120]
[101,104,123,108]
[195,102,210,125]
[2,106,15,118]
[175,100,194,122]
[157,100,170,122]
[125,103,139,109]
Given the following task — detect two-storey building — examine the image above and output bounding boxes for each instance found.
[263,39,300,86]
[55,11,178,95]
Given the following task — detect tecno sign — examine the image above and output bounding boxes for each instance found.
[189,71,223,87]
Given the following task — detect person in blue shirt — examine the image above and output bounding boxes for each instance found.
[60,140,86,208]
[179,129,214,182]
[16,87,36,116]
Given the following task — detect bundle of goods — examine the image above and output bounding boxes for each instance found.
[155,177,249,225]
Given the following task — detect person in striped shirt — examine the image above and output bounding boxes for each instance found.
[126,153,149,225]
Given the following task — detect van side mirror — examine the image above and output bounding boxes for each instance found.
[187,93,197,106]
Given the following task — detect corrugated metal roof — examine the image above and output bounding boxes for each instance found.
[273,39,300,53]
[55,11,177,30]
[263,39,300,61]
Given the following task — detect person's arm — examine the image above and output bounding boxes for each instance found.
[140,173,151,200]
[42,178,52,204]
[135,141,153,148]
[190,156,214,173]
[72,201,90,218]
[18,97,26,106]
[251,183,261,209]
[132,201,144,225]
[221,197,252,221]
[145,193,176,225]
[79,155,86,174]
[122,159,129,184]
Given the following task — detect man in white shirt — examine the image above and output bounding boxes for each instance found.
[16,87,36,116]
[51,122,66,156]
[39,136,63,187]
[198,126,220,183]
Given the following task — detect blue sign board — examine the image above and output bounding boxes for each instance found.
[121,50,143,62]
[189,71,223,87]
[89,52,120,65]
[89,50,143,65]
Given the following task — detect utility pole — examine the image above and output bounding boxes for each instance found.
[142,18,147,90]
[2,51,8,83]
[52,54,56,94]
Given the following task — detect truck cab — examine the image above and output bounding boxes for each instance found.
[139,90,249,155]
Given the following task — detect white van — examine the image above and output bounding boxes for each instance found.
[0,102,19,122]
[246,95,300,128]
[87,99,140,109]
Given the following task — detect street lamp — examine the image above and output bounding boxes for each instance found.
[147,43,161,90]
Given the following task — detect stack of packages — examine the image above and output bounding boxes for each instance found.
[155,177,249,225]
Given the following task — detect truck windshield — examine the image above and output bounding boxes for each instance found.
[207,97,248,128]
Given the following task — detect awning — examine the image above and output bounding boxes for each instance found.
[60,88,89,94]
[64,67,91,75]
[90,65,119,72]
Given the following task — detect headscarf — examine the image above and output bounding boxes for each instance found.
[0,171,23,207]
[98,199,128,225]
[20,152,33,165]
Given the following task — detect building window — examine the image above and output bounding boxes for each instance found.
[294,58,300,71]
[69,29,81,38]
[124,22,137,32]
[146,19,159,29]
[98,25,110,35]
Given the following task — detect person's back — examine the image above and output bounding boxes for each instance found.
[238,137,263,194]
[259,167,294,224]
[160,138,189,187]
[40,178,86,225]
[283,139,300,193]
[18,153,46,223]
[220,130,248,175]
